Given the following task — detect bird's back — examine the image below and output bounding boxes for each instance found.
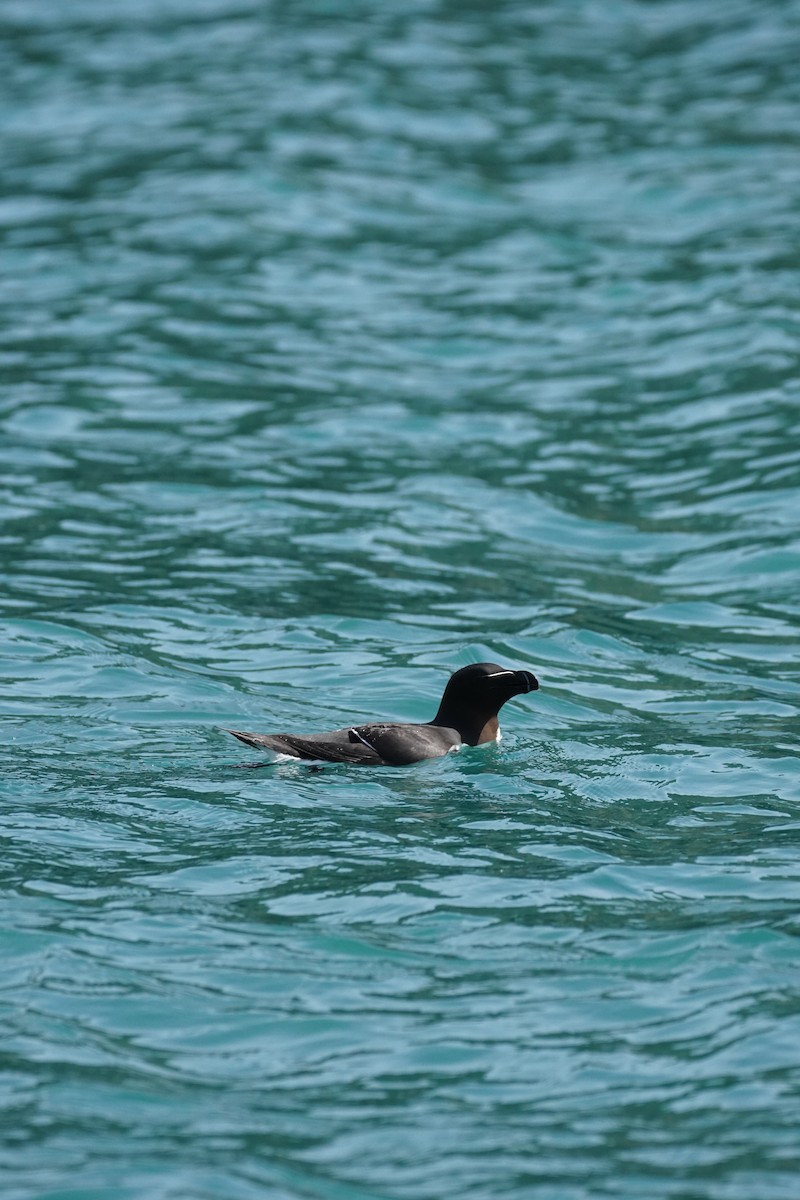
[228,721,460,766]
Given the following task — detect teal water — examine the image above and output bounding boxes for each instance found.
[2,1,800,1197]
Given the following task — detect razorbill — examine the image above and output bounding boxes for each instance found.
[227,661,538,766]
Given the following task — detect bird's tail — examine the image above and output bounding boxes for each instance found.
[225,729,288,755]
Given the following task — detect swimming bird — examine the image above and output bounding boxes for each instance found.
[227,662,538,766]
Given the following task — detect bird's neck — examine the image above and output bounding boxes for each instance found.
[473,715,499,745]
[432,706,499,746]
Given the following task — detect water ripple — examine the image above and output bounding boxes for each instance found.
[3,1,800,1198]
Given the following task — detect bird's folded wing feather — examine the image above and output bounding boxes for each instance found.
[351,723,460,765]
[227,729,382,764]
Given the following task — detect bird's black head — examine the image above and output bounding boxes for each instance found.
[432,661,539,744]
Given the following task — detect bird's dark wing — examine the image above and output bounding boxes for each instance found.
[351,723,461,766]
[227,722,461,766]
[226,728,383,765]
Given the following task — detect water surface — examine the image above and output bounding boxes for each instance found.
[2,1,799,1198]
